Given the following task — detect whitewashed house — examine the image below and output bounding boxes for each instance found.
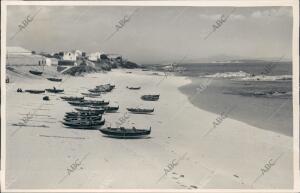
[87,52,103,62]
[62,51,76,61]
[58,51,78,66]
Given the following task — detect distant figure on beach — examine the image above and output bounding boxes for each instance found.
[53,86,56,91]
[17,88,22,92]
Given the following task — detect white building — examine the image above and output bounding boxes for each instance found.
[62,51,76,61]
[87,52,103,62]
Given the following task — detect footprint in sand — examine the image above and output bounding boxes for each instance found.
[190,185,198,189]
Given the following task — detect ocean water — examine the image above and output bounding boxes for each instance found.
[176,62,292,76]
[174,62,293,136]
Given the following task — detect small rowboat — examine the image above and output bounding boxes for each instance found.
[68,100,109,107]
[64,115,102,122]
[29,70,43,76]
[47,78,62,82]
[62,119,105,129]
[75,108,105,114]
[91,105,119,112]
[99,127,151,138]
[25,89,45,94]
[65,111,102,117]
[127,86,141,90]
[127,108,154,114]
[81,93,101,97]
[46,88,64,93]
[141,94,160,101]
[61,96,84,101]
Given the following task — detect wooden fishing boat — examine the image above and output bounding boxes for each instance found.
[91,105,119,112]
[65,111,102,117]
[75,108,105,114]
[61,96,84,101]
[88,88,103,93]
[62,119,105,129]
[46,88,64,93]
[99,127,151,138]
[93,84,115,92]
[68,100,109,107]
[29,70,43,76]
[141,94,160,101]
[127,86,141,90]
[47,77,62,82]
[81,92,101,97]
[25,89,45,94]
[127,108,154,114]
[64,115,102,122]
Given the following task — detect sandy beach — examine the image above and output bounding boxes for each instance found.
[5,68,293,189]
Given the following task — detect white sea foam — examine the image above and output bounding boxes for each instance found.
[201,71,251,78]
[238,75,292,81]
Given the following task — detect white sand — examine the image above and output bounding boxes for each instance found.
[5,68,293,189]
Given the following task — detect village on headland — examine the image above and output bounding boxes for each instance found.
[6,46,166,138]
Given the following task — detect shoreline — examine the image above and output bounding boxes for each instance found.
[178,76,293,137]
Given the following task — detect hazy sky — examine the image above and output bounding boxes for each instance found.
[7,6,293,64]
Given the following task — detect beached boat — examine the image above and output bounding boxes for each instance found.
[47,77,62,82]
[127,86,141,90]
[81,92,101,97]
[141,94,160,101]
[61,96,84,101]
[65,111,102,117]
[29,70,43,76]
[46,88,64,93]
[91,105,119,112]
[25,89,45,94]
[68,100,109,107]
[75,108,105,114]
[62,119,105,129]
[64,115,102,122]
[127,108,154,114]
[91,84,115,92]
[99,127,151,138]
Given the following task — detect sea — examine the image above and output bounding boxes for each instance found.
[149,61,293,136]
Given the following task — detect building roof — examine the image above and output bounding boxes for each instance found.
[7,46,32,54]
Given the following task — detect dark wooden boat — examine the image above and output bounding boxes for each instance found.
[46,88,64,93]
[81,92,101,97]
[91,105,119,112]
[25,89,45,94]
[141,94,160,101]
[99,127,151,138]
[127,108,154,114]
[64,115,102,122]
[65,111,102,117]
[93,84,115,92]
[29,70,43,76]
[68,100,109,107]
[75,108,105,114]
[61,96,84,101]
[127,86,141,90]
[47,77,62,82]
[62,119,105,129]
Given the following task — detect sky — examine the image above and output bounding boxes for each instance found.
[6,6,293,64]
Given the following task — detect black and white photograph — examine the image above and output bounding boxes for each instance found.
[1,0,299,191]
